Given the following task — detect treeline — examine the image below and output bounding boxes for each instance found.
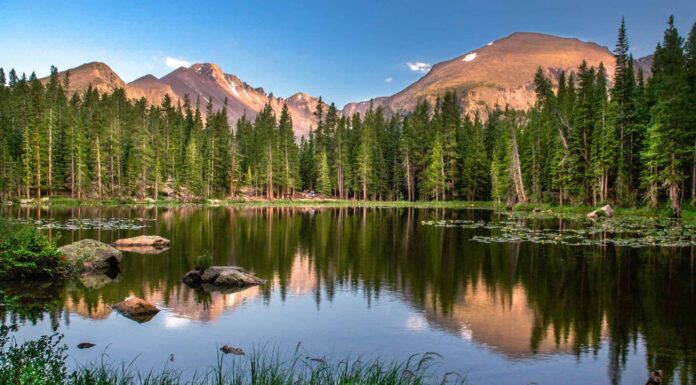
[0,17,694,214]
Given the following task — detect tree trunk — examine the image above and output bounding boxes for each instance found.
[510,125,527,203]
[96,136,102,198]
[267,145,273,199]
[48,108,53,196]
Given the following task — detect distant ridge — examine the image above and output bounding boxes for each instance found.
[40,32,653,134]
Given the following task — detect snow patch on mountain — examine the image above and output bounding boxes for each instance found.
[463,53,478,62]
[228,81,239,98]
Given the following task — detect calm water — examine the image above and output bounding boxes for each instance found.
[1,206,695,385]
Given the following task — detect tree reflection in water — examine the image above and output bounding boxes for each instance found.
[0,206,694,384]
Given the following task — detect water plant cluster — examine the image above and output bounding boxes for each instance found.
[422,213,696,248]
[12,217,153,231]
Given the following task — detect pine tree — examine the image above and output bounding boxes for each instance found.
[317,150,331,196]
[644,16,690,216]
[423,133,445,201]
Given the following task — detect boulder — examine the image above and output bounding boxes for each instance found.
[59,239,122,272]
[214,269,265,288]
[200,266,231,282]
[113,235,170,249]
[182,270,203,286]
[587,204,614,220]
[112,297,159,323]
[183,266,264,292]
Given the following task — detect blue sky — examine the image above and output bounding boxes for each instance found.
[1,0,694,107]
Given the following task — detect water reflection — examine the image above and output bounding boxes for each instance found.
[0,206,694,385]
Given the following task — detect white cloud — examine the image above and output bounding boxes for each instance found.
[384,77,393,83]
[406,61,431,73]
[164,56,191,69]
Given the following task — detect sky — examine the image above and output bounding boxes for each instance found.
[1,0,695,107]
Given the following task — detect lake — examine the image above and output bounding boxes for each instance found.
[1,206,694,385]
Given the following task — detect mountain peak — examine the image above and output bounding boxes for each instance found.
[130,74,159,84]
[343,32,617,118]
[190,63,226,82]
[40,61,125,95]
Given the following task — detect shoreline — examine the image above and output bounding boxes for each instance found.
[5,197,695,220]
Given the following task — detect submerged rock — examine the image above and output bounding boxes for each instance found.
[113,235,170,249]
[59,239,122,272]
[587,204,614,220]
[112,297,159,323]
[220,345,244,355]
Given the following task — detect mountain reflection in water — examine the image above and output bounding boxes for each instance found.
[1,206,694,385]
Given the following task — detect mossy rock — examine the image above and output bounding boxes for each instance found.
[59,239,122,273]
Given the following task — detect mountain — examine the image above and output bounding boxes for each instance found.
[41,32,653,135]
[126,74,176,106]
[42,62,323,137]
[42,61,126,96]
[343,32,619,117]
[158,63,322,136]
[634,54,654,77]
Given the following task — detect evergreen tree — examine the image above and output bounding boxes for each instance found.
[643,16,690,216]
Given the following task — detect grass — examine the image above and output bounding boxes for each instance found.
[0,327,466,385]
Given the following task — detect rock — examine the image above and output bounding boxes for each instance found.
[220,345,244,355]
[112,297,159,323]
[142,197,156,203]
[183,266,264,292]
[214,269,265,288]
[182,270,203,286]
[59,239,122,272]
[600,204,614,217]
[77,342,96,349]
[200,266,230,282]
[200,266,251,282]
[19,198,35,205]
[533,207,541,212]
[207,199,222,206]
[587,204,614,220]
[113,235,170,249]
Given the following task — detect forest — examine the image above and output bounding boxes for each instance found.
[0,17,694,215]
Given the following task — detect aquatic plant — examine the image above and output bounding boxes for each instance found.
[0,327,466,385]
[422,212,696,248]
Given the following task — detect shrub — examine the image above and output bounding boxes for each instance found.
[0,220,63,279]
[0,325,68,385]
